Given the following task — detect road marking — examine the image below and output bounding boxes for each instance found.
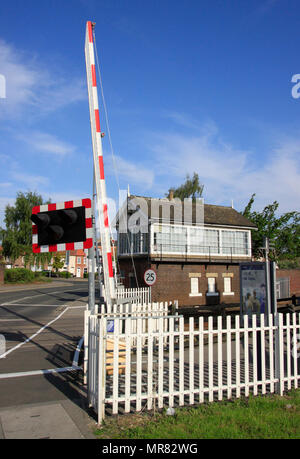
[0,290,65,305]
[0,303,87,307]
[0,366,82,379]
[0,304,61,307]
[0,287,87,306]
[0,306,84,359]
[0,336,84,380]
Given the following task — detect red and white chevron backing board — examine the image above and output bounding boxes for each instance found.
[31,198,93,253]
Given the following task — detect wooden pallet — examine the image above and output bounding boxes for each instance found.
[106,339,126,375]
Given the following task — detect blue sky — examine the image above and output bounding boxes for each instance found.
[0,0,300,229]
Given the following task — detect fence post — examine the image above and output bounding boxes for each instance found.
[147,316,154,411]
[275,313,284,395]
[226,315,232,400]
[97,316,106,425]
[235,315,240,399]
[189,317,195,405]
[292,313,298,389]
[84,307,91,385]
[124,316,132,413]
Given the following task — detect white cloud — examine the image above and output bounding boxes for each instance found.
[0,40,38,111]
[18,131,75,156]
[106,154,154,189]
[148,125,300,213]
[0,39,85,119]
[11,171,49,190]
[0,182,13,188]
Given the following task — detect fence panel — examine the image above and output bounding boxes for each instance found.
[116,287,152,304]
[86,311,300,425]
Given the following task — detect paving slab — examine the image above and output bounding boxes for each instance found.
[0,402,86,439]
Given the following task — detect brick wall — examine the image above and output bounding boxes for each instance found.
[150,262,240,307]
[118,258,240,307]
[119,258,150,288]
[277,269,300,295]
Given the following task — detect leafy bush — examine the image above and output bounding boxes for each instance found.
[58,271,72,278]
[5,268,35,283]
[277,259,300,269]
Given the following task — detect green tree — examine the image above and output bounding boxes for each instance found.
[52,254,65,273]
[167,172,204,201]
[0,191,52,268]
[242,193,300,264]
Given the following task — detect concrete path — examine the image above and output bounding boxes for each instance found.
[0,399,95,439]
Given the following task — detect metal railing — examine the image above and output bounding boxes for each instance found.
[151,243,251,261]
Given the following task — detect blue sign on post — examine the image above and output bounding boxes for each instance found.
[107,320,114,333]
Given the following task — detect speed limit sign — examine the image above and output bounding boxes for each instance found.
[144,269,157,286]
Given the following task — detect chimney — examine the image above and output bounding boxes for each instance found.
[169,189,174,200]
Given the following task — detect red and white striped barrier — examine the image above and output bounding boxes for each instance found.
[32,198,93,253]
[85,21,115,302]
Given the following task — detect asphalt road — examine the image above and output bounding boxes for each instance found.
[0,279,94,430]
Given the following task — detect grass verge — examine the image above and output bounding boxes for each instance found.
[95,390,300,439]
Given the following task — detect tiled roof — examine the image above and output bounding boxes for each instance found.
[126,196,257,229]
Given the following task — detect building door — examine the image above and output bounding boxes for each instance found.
[76,268,81,278]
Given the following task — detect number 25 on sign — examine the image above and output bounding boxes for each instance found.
[144,269,157,286]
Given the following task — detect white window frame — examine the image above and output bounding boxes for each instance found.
[150,222,251,257]
[189,276,202,297]
[223,277,234,296]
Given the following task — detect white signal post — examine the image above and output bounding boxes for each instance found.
[85,21,115,305]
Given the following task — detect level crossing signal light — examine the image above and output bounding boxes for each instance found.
[31,199,93,253]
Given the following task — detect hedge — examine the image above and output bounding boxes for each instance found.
[5,268,35,283]
[57,271,72,278]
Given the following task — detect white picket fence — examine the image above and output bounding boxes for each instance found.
[116,287,151,304]
[84,301,171,387]
[85,311,300,425]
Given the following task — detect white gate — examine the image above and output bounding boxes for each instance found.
[85,311,300,425]
[116,287,151,304]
